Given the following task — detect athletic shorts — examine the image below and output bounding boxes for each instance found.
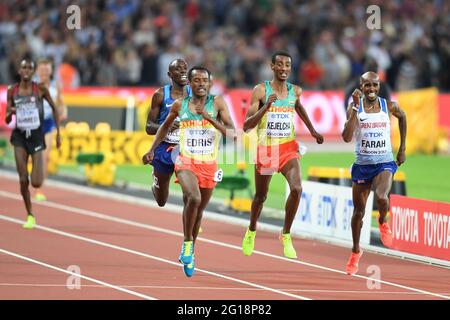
[174,155,218,189]
[42,118,56,135]
[10,128,46,155]
[256,140,300,175]
[351,161,398,185]
[152,141,179,175]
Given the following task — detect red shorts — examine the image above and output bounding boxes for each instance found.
[174,156,218,189]
[256,140,300,175]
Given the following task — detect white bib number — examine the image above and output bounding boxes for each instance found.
[214,169,223,182]
[184,128,215,155]
[16,102,40,130]
[266,112,292,137]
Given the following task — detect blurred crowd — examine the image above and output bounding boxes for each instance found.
[0,0,449,91]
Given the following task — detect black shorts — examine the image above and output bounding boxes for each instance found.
[10,128,46,155]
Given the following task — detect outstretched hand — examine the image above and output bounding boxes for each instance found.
[396,149,406,166]
[312,131,324,144]
[142,149,155,165]
[266,94,277,109]
[352,89,362,106]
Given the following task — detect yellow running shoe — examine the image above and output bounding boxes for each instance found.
[35,193,47,201]
[179,241,194,265]
[242,228,256,256]
[279,232,297,259]
[23,215,36,229]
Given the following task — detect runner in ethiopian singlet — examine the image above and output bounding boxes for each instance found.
[256,80,299,173]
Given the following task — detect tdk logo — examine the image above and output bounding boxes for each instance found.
[364,132,383,138]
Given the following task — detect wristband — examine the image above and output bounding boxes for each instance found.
[352,105,359,112]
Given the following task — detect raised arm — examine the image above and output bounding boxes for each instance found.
[39,83,61,148]
[294,85,323,144]
[142,99,180,165]
[342,88,362,143]
[201,96,236,138]
[243,84,276,132]
[145,88,164,135]
[388,101,407,166]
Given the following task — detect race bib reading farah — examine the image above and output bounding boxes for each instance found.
[184,128,215,155]
[16,101,40,130]
[266,112,292,137]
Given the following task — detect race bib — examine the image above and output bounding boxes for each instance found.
[16,101,40,130]
[360,138,389,155]
[214,168,223,182]
[266,112,292,138]
[184,128,215,155]
[164,128,180,144]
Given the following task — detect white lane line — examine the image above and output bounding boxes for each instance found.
[1,169,449,269]
[0,283,449,296]
[0,248,156,300]
[0,214,310,300]
[1,190,448,300]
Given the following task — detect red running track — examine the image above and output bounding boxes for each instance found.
[0,175,449,300]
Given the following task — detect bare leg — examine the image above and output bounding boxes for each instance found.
[373,171,393,224]
[151,170,172,207]
[248,169,272,232]
[14,147,32,216]
[351,183,372,253]
[30,150,44,188]
[279,158,302,234]
[177,170,201,241]
[34,131,52,195]
[193,188,213,243]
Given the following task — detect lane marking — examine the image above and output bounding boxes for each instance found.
[1,190,449,300]
[1,170,449,269]
[0,248,156,300]
[0,215,310,300]
[0,283,448,295]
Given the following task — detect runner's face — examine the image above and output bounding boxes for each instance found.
[190,70,210,97]
[271,55,291,81]
[37,63,52,83]
[19,61,35,81]
[361,79,380,101]
[169,61,188,86]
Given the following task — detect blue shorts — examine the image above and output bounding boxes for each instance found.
[351,161,398,185]
[152,142,179,175]
[42,118,56,135]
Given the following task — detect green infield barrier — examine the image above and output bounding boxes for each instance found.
[307,166,406,218]
[216,161,253,213]
[0,138,7,164]
[76,152,116,186]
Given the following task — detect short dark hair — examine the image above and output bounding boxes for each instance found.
[271,50,292,64]
[188,66,211,81]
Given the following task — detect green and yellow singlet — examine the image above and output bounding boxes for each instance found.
[179,95,220,162]
[257,81,297,146]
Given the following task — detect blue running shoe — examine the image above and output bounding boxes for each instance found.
[179,241,193,265]
[183,255,195,277]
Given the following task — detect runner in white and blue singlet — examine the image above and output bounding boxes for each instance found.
[145,59,191,207]
[33,58,67,201]
[342,71,407,275]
